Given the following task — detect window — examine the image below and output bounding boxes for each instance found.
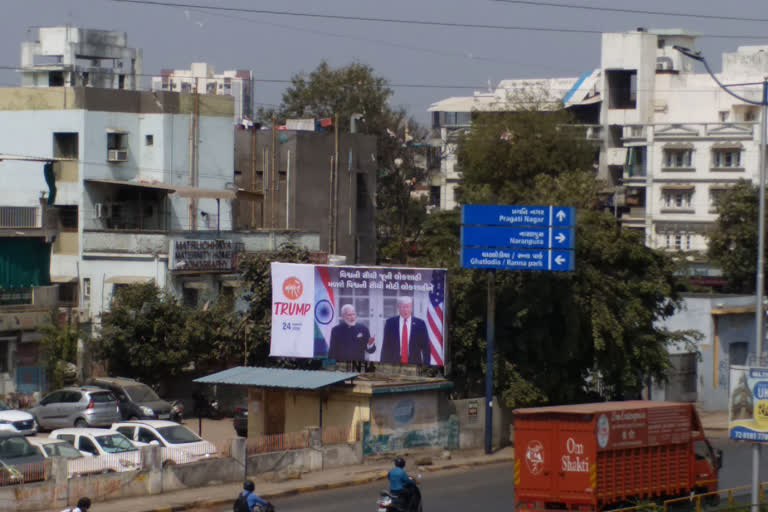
[49,71,64,87]
[78,437,98,456]
[719,111,730,122]
[663,148,693,168]
[730,341,748,366]
[107,133,127,150]
[206,82,217,94]
[662,189,694,209]
[746,109,759,122]
[625,146,646,177]
[664,233,692,251]
[181,82,192,93]
[57,205,78,230]
[83,278,91,300]
[58,434,76,445]
[712,149,742,169]
[0,340,8,373]
[138,428,161,444]
[116,426,136,439]
[606,70,637,109]
[118,74,125,90]
[183,287,198,307]
[58,282,77,304]
[145,134,154,146]
[709,188,727,211]
[53,133,79,159]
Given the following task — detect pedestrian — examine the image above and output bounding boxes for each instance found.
[62,497,91,512]
[234,480,273,512]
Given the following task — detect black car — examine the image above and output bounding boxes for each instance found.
[87,377,172,421]
[0,431,46,484]
[233,404,248,437]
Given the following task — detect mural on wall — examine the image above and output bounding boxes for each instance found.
[362,393,458,454]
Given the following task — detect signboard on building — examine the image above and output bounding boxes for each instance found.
[729,365,768,442]
[169,239,238,272]
[270,263,447,366]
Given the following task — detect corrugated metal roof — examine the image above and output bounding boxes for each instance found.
[193,367,359,389]
[514,400,691,415]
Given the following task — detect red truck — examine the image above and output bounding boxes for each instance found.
[513,401,721,512]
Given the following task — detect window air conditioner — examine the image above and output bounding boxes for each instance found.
[107,149,128,162]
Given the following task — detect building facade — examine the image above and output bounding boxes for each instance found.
[151,63,253,124]
[428,28,766,264]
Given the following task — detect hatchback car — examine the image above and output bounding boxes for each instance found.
[0,400,36,436]
[49,428,141,472]
[87,377,172,421]
[112,420,217,464]
[29,387,120,430]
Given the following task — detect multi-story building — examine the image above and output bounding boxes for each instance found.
[0,27,319,394]
[233,128,377,264]
[152,63,253,124]
[428,28,766,267]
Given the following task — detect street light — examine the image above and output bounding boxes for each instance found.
[675,45,768,511]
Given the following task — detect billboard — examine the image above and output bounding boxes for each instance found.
[729,365,768,442]
[270,263,447,366]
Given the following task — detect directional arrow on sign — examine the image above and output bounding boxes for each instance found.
[555,232,566,244]
[556,210,567,222]
[554,254,566,265]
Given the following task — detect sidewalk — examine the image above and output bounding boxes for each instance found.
[100,447,515,512]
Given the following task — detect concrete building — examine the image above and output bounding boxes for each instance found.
[428,28,766,268]
[20,26,142,90]
[653,294,764,411]
[233,128,377,264]
[152,63,253,124]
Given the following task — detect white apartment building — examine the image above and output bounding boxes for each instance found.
[151,63,253,123]
[429,28,767,262]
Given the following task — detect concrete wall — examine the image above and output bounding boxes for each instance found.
[450,397,512,450]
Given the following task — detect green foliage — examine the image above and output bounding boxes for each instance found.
[99,283,190,385]
[436,106,698,405]
[38,310,80,388]
[708,180,762,293]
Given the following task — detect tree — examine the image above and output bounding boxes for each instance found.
[98,283,189,386]
[708,180,762,293]
[266,61,430,264]
[440,107,698,405]
[38,309,80,389]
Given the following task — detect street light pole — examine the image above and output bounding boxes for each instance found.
[675,46,768,511]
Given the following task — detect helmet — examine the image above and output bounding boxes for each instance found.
[77,497,92,511]
[394,457,406,468]
[243,480,255,492]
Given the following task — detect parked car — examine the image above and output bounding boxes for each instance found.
[0,400,36,436]
[29,387,120,430]
[29,438,114,477]
[112,420,217,464]
[233,405,248,437]
[49,428,141,472]
[0,430,46,484]
[87,377,172,421]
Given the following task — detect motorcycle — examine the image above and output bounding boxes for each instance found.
[193,395,222,420]
[170,400,184,423]
[377,478,422,512]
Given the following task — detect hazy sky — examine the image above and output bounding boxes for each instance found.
[2,0,768,125]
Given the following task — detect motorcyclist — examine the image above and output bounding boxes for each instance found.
[236,480,271,512]
[388,457,413,508]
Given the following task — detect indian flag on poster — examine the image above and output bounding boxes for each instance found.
[313,266,336,357]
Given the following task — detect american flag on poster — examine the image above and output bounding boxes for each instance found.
[427,271,445,366]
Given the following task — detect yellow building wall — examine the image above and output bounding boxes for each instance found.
[247,388,265,438]
[54,161,79,182]
[284,392,320,433]
[53,231,78,255]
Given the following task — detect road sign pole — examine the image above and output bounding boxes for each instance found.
[485,269,495,454]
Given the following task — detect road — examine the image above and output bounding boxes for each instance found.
[221,463,514,512]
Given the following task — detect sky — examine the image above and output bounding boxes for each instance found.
[2,0,768,126]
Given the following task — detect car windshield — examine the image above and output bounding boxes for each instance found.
[0,437,40,460]
[42,442,82,459]
[124,385,160,403]
[95,434,137,454]
[0,402,9,411]
[156,426,201,444]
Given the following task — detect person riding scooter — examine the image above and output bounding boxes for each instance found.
[387,457,420,511]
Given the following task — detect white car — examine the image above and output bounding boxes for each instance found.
[0,401,36,436]
[49,428,141,472]
[112,420,217,465]
[28,438,115,477]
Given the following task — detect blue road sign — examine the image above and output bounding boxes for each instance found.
[460,247,574,272]
[462,204,575,227]
[461,226,574,250]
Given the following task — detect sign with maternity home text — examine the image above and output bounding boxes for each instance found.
[729,365,768,443]
[270,263,447,366]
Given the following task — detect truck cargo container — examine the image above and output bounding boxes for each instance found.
[513,401,721,512]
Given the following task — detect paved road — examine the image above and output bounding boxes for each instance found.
[219,463,514,512]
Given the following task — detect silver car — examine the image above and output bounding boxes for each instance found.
[30,387,120,430]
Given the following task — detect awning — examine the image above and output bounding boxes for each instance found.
[182,281,208,290]
[663,142,694,149]
[194,367,359,389]
[661,184,695,190]
[712,142,744,149]
[50,275,77,283]
[85,179,239,200]
[105,276,154,284]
